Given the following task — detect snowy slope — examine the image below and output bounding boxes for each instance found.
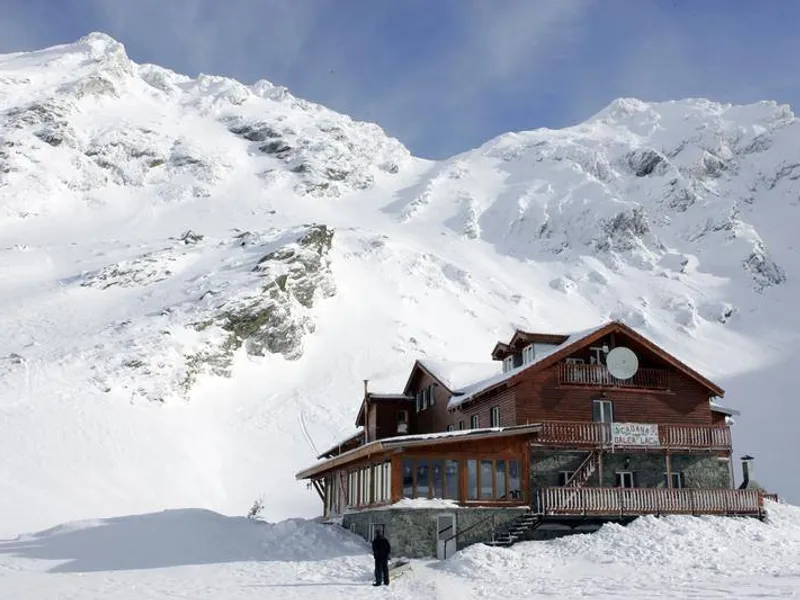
[1,502,799,598]
[1,33,799,534]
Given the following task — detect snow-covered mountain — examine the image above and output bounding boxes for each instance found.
[1,32,798,534]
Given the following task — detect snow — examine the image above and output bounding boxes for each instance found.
[1,32,800,548]
[417,358,501,392]
[449,323,611,408]
[2,502,800,598]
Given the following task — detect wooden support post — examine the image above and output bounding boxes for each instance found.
[665,452,673,488]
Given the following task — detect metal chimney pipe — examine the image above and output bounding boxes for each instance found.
[739,454,754,489]
[363,379,369,443]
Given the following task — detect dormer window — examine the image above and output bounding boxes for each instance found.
[522,344,535,365]
[502,356,514,373]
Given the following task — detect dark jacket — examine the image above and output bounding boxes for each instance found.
[372,534,391,560]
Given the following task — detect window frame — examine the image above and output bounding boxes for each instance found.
[615,471,635,489]
[470,414,479,429]
[664,471,685,489]
[490,406,500,428]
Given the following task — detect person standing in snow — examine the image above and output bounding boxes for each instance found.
[372,530,391,586]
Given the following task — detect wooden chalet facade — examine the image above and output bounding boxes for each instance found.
[296,321,775,556]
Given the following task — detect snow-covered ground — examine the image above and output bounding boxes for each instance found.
[1,31,799,550]
[2,502,799,599]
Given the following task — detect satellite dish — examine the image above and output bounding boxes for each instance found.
[606,346,639,380]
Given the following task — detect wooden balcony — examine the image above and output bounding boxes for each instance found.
[534,487,763,517]
[537,421,732,451]
[559,363,669,390]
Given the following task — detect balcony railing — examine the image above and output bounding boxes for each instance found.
[537,421,732,451]
[533,487,763,517]
[559,363,669,390]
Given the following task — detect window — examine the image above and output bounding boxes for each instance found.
[416,460,430,498]
[458,420,465,430]
[347,471,356,507]
[446,424,455,432]
[467,460,478,500]
[592,399,614,423]
[558,471,576,486]
[615,471,635,488]
[508,460,522,499]
[665,472,685,489]
[466,458,522,501]
[480,460,493,499]
[397,410,407,423]
[490,406,500,428]
[444,460,459,499]
[495,459,507,499]
[522,344,535,365]
[415,392,423,413]
[402,460,413,497]
[502,356,514,373]
[428,384,436,407]
[470,415,479,429]
[590,346,606,365]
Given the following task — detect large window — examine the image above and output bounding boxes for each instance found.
[346,461,391,508]
[467,458,522,501]
[470,415,479,429]
[402,458,459,500]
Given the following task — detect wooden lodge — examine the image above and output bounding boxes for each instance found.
[295,320,776,558]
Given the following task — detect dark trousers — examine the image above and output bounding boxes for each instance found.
[374,556,389,584]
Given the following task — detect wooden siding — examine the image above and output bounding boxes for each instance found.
[369,399,412,441]
[405,368,456,434]
[455,388,516,430]
[506,331,717,427]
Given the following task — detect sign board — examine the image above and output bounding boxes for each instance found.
[611,422,660,446]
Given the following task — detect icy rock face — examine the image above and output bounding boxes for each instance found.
[390,97,796,294]
[0,32,409,220]
[80,225,336,402]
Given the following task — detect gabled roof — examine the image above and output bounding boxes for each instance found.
[491,331,569,359]
[449,320,725,410]
[401,358,499,395]
[355,392,413,427]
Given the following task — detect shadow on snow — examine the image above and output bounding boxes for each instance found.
[0,508,368,573]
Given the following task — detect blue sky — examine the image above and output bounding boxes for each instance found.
[1,0,799,158]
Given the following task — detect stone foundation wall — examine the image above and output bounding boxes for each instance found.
[531,450,732,489]
[342,507,528,558]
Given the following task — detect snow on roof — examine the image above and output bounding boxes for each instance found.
[368,392,412,400]
[448,323,611,410]
[417,358,501,392]
[710,402,741,416]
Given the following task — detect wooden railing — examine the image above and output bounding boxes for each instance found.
[559,363,669,390]
[537,421,732,450]
[533,487,763,517]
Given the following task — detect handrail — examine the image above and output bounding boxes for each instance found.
[559,363,669,390]
[537,421,732,450]
[533,487,762,516]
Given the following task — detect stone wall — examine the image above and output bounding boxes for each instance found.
[342,507,528,558]
[531,450,732,489]
[530,451,600,488]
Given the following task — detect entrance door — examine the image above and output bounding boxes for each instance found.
[436,514,456,560]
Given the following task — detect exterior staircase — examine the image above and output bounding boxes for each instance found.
[484,512,543,547]
[564,450,599,488]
